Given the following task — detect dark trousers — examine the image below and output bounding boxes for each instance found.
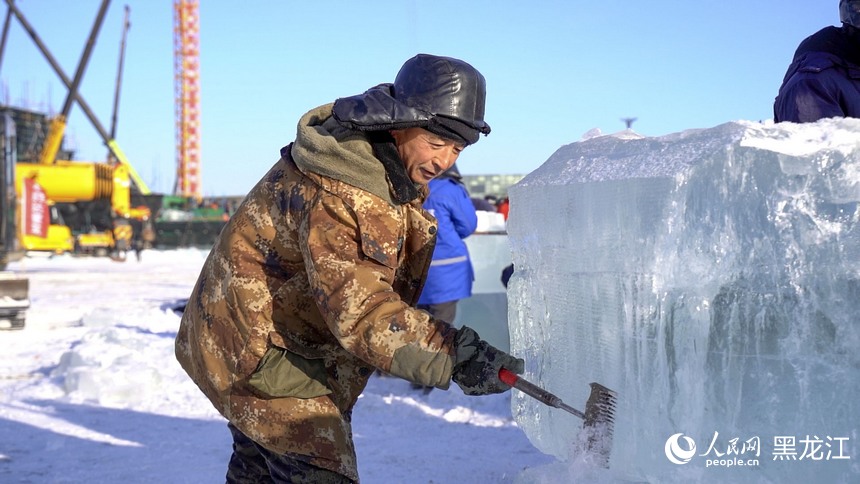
[417,300,458,325]
[226,422,354,484]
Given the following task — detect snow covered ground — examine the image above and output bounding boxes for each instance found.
[0,249,553,483]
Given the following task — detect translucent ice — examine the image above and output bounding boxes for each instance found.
[456,234,512,351]
[507,119,860,482]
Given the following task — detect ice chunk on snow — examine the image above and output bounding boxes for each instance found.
[506,119,860,482]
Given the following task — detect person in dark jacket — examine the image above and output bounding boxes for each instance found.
[175,54,524,483]
[417,163,478,326]
[471,196,497,212]
[773,0,860,122]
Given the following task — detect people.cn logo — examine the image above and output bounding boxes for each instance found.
[665,433,697,465]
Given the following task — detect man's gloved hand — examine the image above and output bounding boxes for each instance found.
[451,326,525,396]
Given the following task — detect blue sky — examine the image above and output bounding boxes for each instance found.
[1,1,836,196]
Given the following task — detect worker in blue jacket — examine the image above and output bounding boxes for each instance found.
[773,0,860,122]
[418,163,478,326]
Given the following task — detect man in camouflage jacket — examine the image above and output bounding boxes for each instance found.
[175,54,524,483]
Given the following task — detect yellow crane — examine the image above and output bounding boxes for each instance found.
[4,0,150,192]
[4,0,153,259]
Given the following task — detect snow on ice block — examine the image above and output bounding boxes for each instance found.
[506,119,860,482]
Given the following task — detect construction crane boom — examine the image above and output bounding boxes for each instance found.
[40,0,110,165]
[110,5,131,143]
[173,0,201,201]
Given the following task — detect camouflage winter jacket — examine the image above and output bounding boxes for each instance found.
[175,104,459,481]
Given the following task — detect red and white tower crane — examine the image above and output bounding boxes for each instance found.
[173,0,201,201]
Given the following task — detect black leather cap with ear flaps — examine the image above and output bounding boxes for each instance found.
[332,54,491,145]
[842,0,860,28]
[393,54,490,144]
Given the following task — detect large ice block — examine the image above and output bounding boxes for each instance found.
[453,233,512,351]
[507,119,860,482]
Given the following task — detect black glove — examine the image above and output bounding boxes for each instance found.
[451,326,525,396]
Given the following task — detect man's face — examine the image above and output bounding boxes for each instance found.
[390,128,465,185]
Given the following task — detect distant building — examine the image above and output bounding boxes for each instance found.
[461,174,525,200]
[1,105,75,162]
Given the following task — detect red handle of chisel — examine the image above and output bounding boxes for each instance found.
[499,368,586,419]
[499,367,561,406]
[499,367,519,387]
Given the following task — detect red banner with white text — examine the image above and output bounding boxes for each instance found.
[21,178,49,238]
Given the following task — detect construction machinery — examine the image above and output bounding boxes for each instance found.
[4,1,210,256]
[2,0,153,259]
[15,158,150,256]
[0,111,29,330]
[151,0,232,249]
[174,0,201,202]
